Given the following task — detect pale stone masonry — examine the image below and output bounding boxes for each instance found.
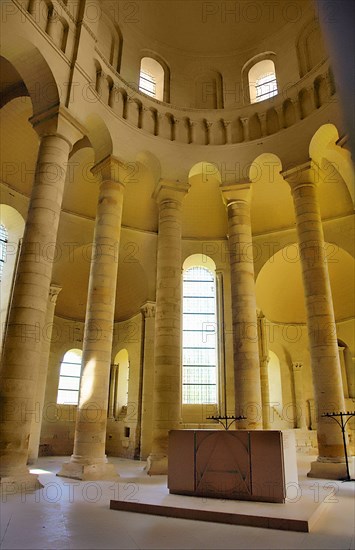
[283,162,347,479]
[147,181,190,475]
[221,183,263,430]
[58,157,126,481]
[0,110,82,492]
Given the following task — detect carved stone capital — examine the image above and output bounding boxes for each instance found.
[49,284,62,304]
[141,301,156,318]
[220,181,251,207]
[281,160,321,192]
[152,179,190,205]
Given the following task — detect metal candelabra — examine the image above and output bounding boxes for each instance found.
[206,414,246,430]
[321,411,355,482]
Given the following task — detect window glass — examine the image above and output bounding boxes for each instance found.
[57,349,82,405]
[182,266,218,404]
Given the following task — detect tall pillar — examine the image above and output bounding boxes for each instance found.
[58,156,126,481]
[140,302,156,460]
[221,183,262,429]
[147,181,189,474]
[108,363,118,419]
[292,362,307,429]
[0,109,82,493]
[257,310,271,429]
[283,161,348,479]
[27,284,62,464]
[338,346,349,398]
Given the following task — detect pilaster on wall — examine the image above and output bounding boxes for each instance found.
[27,284,62,464]
[140,301,156,460]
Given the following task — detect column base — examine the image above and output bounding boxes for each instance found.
[0,472,43,497]
[57,461,119,481]
[307,457,351,480]
[146,454,168,475]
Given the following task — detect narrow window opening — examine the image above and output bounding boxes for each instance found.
[182,266,218,404]
[57,349,82,405]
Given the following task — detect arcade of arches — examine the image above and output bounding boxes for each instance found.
[0,0,354,493]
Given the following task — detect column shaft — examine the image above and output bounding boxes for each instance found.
[222,184,262,429]
[147,182,189,474]
[27,285,62,464]
[257,311,271,428]
[284,162,347,478]
[140,302,156,460]
[0,131,73,491]
[58,158,124,480]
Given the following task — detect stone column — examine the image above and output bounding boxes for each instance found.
[257,310,271,429]
[108,363,118,419]
[221,183,262,429]
[57,156,125,481]
[0,108,82,493]
[292,362,307,429]
[147,181,189,474]
[140,302,156,460]
[338,346,349,398]
[27,284,62,464]
[240,117,250,141]
[283,161,347,479]
[216,270,227,416]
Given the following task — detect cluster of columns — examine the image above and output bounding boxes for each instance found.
[0,134,349,489]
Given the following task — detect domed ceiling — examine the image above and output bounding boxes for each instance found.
[114,0,313,55]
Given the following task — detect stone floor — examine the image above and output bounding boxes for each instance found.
[0,454,354,549]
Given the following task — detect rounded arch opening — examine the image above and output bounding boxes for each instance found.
[139,57,165,102]
[182,256,218,408]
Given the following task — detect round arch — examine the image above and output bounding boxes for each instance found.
[1,32,60,115]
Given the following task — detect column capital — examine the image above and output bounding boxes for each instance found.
[141,301,156,318]
[91,155,127,187]
[49,284,62,304]
[220,181,251,207]
[29,105,85,148]
[281,160,321,192]
[152,180,190,205]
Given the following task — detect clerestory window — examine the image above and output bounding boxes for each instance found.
[139,70,156,98]
[248,59,278,104]
[139,57,165,101]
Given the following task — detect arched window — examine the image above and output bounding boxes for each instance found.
[248,59,278,103]
[0,224,8,281]
[57,349,82,405]
[182,266,218,404]
[139,57,165,101]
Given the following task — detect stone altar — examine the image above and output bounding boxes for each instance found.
[168,429,298,503]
